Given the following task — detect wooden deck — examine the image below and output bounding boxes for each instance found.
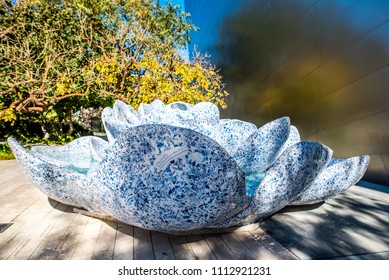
[0,160,297,260]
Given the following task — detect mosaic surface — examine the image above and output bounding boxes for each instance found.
[8,100,370,233]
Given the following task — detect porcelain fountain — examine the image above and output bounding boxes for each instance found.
[8,100,369,233]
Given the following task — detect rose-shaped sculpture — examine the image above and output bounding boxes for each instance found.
[8,100,369,233]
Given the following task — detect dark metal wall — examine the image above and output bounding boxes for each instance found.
[185,0,389,185]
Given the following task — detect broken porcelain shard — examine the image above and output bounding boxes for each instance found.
[8,100,370,233]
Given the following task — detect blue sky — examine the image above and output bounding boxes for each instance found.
[161,0,185,8]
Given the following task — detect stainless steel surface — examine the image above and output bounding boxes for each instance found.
[185,0,389,185]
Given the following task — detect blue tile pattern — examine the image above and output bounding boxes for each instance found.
[8,137,106,210]
[290,155,370,205]
[90,124,247,231]
[8,100,370,233]
[212,141,332,228]
[231,117,290,175]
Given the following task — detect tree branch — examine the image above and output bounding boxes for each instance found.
[49,82,91,103]
[0,79,37,95]
[117,43,145,92]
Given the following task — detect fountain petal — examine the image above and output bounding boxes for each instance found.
[32,136,108,168]
[214,141,332,227]
[138,99,166,124]
[280,125,301,155]
[89,124,247,232]
[8,137,87,208]
[166,101,194,111]
[188,101,220,125]
[113,100,139,124]
[290,155,370,205]
[102,107,132,143]
[213,119,257,155]
[232,117,290,175]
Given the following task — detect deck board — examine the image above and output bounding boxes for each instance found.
[203,234,237,260]
[133,227,154,260]
[29,205,76,260]
[70,217,102,260]
[92,220,117,260]
[113,223,134,260]
[233,230,278,260]
[186,234,217,260]
[49,212,90,260]
[7,202,68,260]
[250,227,298,260]
[0,195,60,259]
[220,232,257,260]
[168,235,196,260]
[151,231,175,260]
[0,160,296,260]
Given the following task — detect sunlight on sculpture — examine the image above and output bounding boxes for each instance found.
[8,100,369,233]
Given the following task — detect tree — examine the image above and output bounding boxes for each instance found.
[0,0,227,142]
[90,0,227,108]
[0,0,112,141]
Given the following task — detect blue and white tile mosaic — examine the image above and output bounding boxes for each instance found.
[90,124,247,231]
[212,141,332,228]
[8,100,370,233]
[8,137,105,210]
[231,117,290,175]
[290,155,370,205]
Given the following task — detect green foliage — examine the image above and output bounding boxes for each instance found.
[0,0,228,145]
[0,142,14,160]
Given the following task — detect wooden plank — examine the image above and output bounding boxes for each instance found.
[0,161,26,186]
[232,231,278,260]
[0,187,44,223]
[168,235,196,260]
[0,182,34,201]
[251,227,298,260]
[92,220,117,260]
[13,195,57,223]
[0,196,60,259]
[113,223,134,260]
[49,213,89,260]
[70,217,102,260]
[133,227,154,260]
[0,193,42,223]
[203,234,237,260]
[0,222,25,259]
[151,231,175,260]
[0,194,43,249]
[220,232,257,260]
[7,202,69,259]
[29,206,77,260]
[73,207,117,222]
[186,234,217,260]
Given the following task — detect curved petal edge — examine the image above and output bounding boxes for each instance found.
[290,155,370,205]
[214,141,332,227]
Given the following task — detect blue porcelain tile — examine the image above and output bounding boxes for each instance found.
[290,155,370,205]
[102,107,133,143]
[232,117,290,175]
[213,141,332,227]
[113,100,139,124]
[279,125,301,155]
[212,119,257,155]
[8,137,90,209]
[90,124,247,231]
